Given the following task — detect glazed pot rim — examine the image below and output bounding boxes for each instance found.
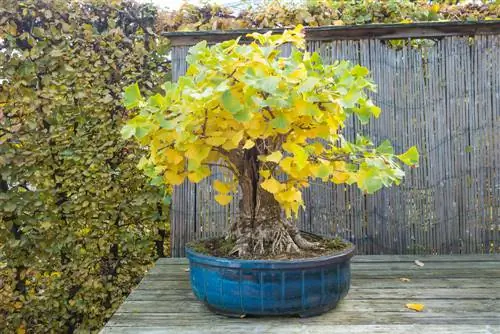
[185,241,355,270]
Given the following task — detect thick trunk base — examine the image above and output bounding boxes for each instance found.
[228,146,320,258]
[228,218,320,258]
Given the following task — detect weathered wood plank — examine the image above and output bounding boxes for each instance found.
[163,21,500,46]
[126,288,499,302]
[135,277,500,290]
[101,324,499,334]
[105,311,500,326]
[350,261,500,269]
[116,298,500,314]
[102,257,500,333]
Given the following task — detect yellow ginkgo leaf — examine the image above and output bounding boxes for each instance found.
[165,148,184,165]
[406,303,424,312]
[187,166,211,183]
[414,260,424,267]
[205,137,227,146]
[266,151,282,163]
[213,180,231,194]
[222,130,245,150]
[231,130,244,146]
[332,171,350,184]
[277,188,302,203]
[184,144,209,160]
[260,177,283,194]
[164,171,185,186]
[242,139,255,149]
[309,142,325,155]
[259,169,271,178]
[215,194,232,205]
[288,65,306,80]
[279,157,293,173]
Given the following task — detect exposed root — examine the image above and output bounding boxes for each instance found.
[228,228,251,257]
[270,227,300,255]
[287,225,321,250]
[230,235,251,257]
[228,217,320,258]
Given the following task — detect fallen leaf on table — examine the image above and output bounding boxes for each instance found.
[406,303,425,312]
[400,277,411,282]
[414,260,424,267]
[184,268,190,272]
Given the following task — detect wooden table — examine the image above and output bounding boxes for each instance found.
[101,255,500,333]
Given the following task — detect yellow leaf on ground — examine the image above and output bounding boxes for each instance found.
[215,194,232,205]
[406,303,424,312]
[414,260,424,267]
[16,325,26,334]
[14,301,23,309]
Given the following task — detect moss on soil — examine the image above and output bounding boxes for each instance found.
[187,233,352,260]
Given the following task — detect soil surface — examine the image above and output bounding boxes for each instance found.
[187,233,352,260]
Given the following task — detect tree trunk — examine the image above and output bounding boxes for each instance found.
[228,148,318,257]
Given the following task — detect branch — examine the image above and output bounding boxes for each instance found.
[228,69,237,78]
[201,108,208,136]
[262,106,275,119]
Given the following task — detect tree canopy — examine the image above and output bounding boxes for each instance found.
[123,26,419,217]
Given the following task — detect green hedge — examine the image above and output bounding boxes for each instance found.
[0,0,170,332]
[158,0,499,32]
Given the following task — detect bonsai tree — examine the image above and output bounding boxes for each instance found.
[122,26,418,257]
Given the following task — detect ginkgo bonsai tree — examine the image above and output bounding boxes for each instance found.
[122,25,418,258]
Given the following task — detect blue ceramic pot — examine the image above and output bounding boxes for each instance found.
[186,241,355,317]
